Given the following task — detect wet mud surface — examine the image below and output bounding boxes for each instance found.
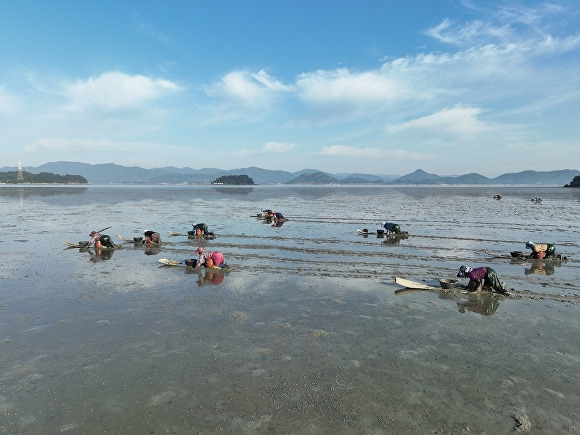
[0,185,579,433]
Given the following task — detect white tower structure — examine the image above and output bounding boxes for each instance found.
[17,161,24,181]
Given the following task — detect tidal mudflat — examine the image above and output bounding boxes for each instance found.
[1,185,578,433]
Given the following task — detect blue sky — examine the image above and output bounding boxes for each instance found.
[1,0,579,177]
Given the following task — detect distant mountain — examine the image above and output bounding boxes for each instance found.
[286,171,340,184]
[1,162,577,186]
[334,172,398,182]
[341,176,386,184]
[392,169,441,184]
[491,170,579,185]
[388,168,579,186]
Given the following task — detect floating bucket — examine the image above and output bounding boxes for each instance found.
[184,258,198,267]
[439,279,457,289]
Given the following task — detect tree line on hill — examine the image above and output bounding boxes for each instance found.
[564,175,580,187]
[0,171,88,184]
[211,174,255,185]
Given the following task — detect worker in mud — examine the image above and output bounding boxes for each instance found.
[190,223,211,236]
[457,265,508,295]
[194,247,226,269]
[143,229,161,244]
[382,222,402,235]
[525,241,556,259]
[263,209,284,224]
[89,230,116,249]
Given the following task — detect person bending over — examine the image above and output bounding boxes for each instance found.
[457,265,508,295]
[194,247,226,269]
[89,230,115,249]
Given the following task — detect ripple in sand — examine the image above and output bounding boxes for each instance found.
[19,415,36,426]
[59,423,79,432]
[0,396,15,413]
[148,390,177,406]
[231,312,249,323]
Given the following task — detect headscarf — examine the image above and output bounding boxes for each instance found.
[457,265,472,278]
[525,241,534,249]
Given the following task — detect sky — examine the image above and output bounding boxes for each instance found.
[1,0,579,177]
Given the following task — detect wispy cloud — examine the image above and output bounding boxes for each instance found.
[233,141,295,157]
[387,105,486,138]
[132,11,171,44]
[319,145,381,157]
[202,69,291,123]
[0,86,22,113]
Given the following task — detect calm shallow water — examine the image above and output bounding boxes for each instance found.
[0,185,579,434]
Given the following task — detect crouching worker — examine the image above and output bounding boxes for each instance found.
[382,222,402,235]
[143,230,161,244]
[194,247,226,269]
[89,230,115,249]
[525,241,556,259]
[457,265,508,295]
[189,223,211,236]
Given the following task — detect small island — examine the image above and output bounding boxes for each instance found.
[211,174,255,185]
[564,175,580,187]
[0,171,88,184]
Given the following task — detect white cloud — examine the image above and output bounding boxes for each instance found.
[202,69,291,123]
[233,141,295,157]
[24,137,151,154]
[262,141,295,153]
[63,72,181,113]
[387,106,486,138]
[319,145,381,157]
[0,86,22,113]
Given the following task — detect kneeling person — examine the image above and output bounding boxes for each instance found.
[382,222,402,235]
[525,241,555,259]
[457,265,508,294]
[195,247,225,268]
[143,230,161,244]
[89,230,115,249]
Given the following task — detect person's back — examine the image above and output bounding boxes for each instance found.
[382,222,401,234]
[144,230,161,243]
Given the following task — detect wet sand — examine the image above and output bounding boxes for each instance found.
[0,185,579,433]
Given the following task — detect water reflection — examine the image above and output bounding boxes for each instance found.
[382,234,409,245]
[88,247,115,262]
[525,262,555,275]
[509,257,566,276]
[456,293,500,316]
[395,287,502,316]
[144,246,161,256]
[214,187,253,195]
[195,268,226,287]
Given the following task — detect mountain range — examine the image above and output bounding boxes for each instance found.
[1,162,578,186]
